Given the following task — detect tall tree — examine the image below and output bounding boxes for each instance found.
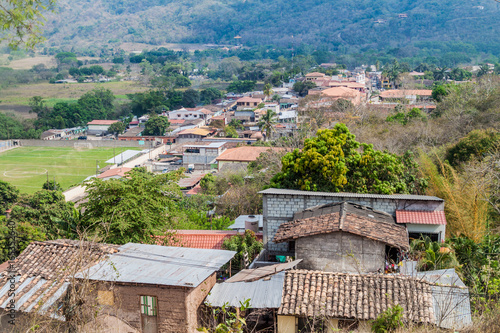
[107,121,126,137]
[143,114,170,136]
[258,109,277,141]
[81,168,183,244]
[0,180,19,213]
[271,124,426,194]
[263,83,273,101]
[0,0,55,49]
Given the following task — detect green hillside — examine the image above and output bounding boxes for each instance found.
[42,0,500,55]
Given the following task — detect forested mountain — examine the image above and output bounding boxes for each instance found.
[42,0,500,56]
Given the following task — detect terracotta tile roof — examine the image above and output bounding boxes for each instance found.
[97,167,132,179]
[186,184,203,195]
[87,120,120,125]
[236,96,262,103]
[163,230,263,250]
[305,72,326,77]
[321,86,360,98]
[396,210,447,225]
[178,128,213,136]
[0,240,117,319]
[216,147,282,162]
[379,90,432,98]
[274,202,409,250]
[279,270,435,324]
[169,119,186,124]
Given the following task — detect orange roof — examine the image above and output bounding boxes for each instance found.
[396,210,447,225]
[97,167,132,179]
[186,184,203,195]
[380,90,432,98]
[169,119,185,124]
[216,146,281,162]
[185,107,213,115]
[87,120,120,125]
[164,230,262,249]
[321,87,360,98]
[236,96,262,103]
[305,72,326,77]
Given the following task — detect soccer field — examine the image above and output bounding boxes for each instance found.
[0,146,140,193]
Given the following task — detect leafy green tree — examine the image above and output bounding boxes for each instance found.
[224,125,238,138]
[200,88,222,105]
[42,180,62,191]
[371,305,404,333]
[182,89,200,108]
[445,129,500,167]
[0,0,55,49]
[0,180,19,213]
[222,230,263,272]
[410,238,459,271]
[127,90,168,116]
[77,88,115,121]
[432,84,448,102]
[293,81,316,97]
[107,121,126,137]
[227,80,256,93]
[271,124,426,194]
[143,114,170,136]
[477,63,490,77]
[386,107,427,125]
[81,168,183,244]
[263,83,273,100]
[9,190,75,239]
[258,109,277,141]
[0,221,46,262]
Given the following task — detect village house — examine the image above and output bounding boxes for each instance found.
[236,96,263,110]
[215,146,282,171]
[167,107,214,125]
[309,86,364,106]
[0,240,235,333]
[304,72,326,81]
[176,127,216,143]
[182,141,226,167]
[379,89,433,104]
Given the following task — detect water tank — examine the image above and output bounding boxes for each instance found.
[244,215,259,233]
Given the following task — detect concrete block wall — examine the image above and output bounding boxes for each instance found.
[263,192,444,252]
[296,233,385,273]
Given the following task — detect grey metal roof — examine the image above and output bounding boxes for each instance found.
[206,271,285,309]
[259,188,444,201]
[226,260,302,283]
[105,149,142,164]
[228,215,263,230]
[77,243,235,288]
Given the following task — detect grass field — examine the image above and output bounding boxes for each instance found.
[0,81,147,107]
[0,146,140,193]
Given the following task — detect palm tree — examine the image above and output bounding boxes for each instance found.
[263,83,273,101]
[258,109,277,141]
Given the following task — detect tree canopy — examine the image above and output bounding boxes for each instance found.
[271,124,426,194]
[81,168,183,244]
[143,114,170,136]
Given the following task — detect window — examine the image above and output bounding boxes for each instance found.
[140,295,158,316]
[140,295,158,333]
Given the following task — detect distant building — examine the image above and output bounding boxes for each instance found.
[236,96,262,110]
[87,120,120,135]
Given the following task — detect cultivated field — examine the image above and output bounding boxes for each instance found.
[0,146,140,193]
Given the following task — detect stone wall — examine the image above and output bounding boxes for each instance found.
[296,232,385,273]
[19,139,145,148]
[263,192,444,253]
[95,273,216,333]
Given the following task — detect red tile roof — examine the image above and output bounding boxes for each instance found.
[186,184,203,195]
[396,210,447,225]
[216,147,283,162]
[97,167,132,179]
[160,230,263,250]
[169,119,186,124]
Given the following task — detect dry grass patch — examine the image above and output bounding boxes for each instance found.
[8,56,57,69]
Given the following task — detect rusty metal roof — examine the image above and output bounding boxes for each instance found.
[77,243,235,288]
[260,188,444,201]
[226,260,302,283]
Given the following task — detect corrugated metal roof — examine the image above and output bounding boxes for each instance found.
[226,260,302,283]
[259,188,444,201]
[77,243,235,288]
[396,210,447,225]
[206,272,285,309]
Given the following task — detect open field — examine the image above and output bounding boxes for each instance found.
[8,56,57,70]
[0,146,140,193]
[0,81,148,114]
